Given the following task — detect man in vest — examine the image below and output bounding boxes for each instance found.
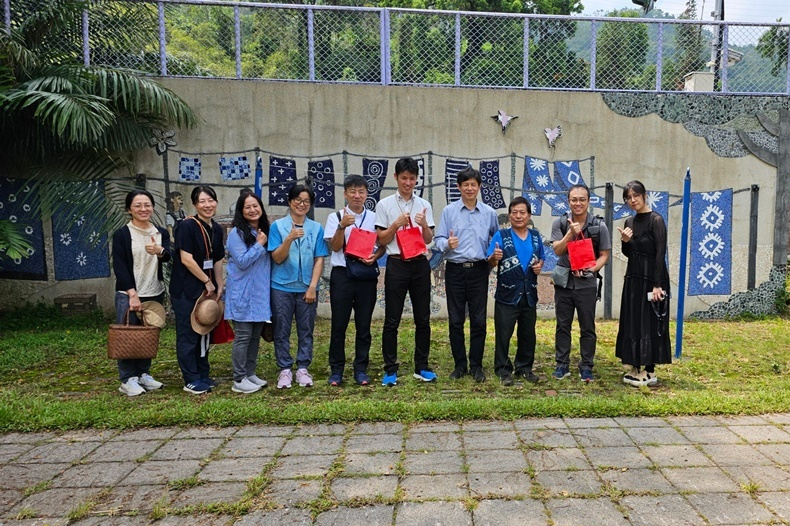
[486,197,545,386]
[550,184,611,383]
[434,167,498,382]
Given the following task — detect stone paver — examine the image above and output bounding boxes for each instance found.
[2,414,790,525]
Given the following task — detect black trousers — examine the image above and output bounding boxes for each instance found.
[382,256,431,375]
[445,261,490,370]
[554,285,598,371]
[328,266,377,375]
[494,295,537,378]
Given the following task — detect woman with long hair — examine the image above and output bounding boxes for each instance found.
[169,185,225,395]
[268,185,329,389]
[225,191,272,394]
[615,180,671,387]
[112,190,170,396]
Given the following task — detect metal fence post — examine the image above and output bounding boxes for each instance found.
[158,1,167,76]
[523,18,529,88]
[655,22,663,91]
[604,182,613,320]
[748,184,759,290]
[380,9,390,85]
[786,24,790,94]
[589,20,597,91]
[720,23,729,93]
[308,8,315,82]
[454,13,461,87]
[3,0,9,32]
[82,9,90,66]
[234,5,241,79]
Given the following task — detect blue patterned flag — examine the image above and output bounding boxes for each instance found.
[51,181,110,281]
[414,158,425,199]
[524,157,565,216]
[444,159,468,204]
[219,156,250,181]
[479,160,505,210]
[689,189,732,296]
[522,156,548,216]
[362,158,388,211]
[553,161,605,209]
[179,157,201,182]
[0,178,47,280]
[254,156,263,198]
[309,159,335,209]
[269,156,297,206]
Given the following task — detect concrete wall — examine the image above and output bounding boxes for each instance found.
[1,79,776,317]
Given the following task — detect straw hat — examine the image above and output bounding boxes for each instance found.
[140,301,167,329]
[190,291,222,335]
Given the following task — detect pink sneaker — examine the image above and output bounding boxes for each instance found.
[295,368,313,387]
[277,369,292,389]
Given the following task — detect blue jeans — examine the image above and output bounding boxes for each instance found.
[114,291,163,382]
[271,288,316,370]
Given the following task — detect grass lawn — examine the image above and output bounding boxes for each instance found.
[0,305,789,431]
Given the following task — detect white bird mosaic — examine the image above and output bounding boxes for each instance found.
[491,110,518,134]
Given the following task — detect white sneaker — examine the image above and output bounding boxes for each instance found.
[277,369,293,389]
[138,373,163,391]
[645,371,658,386]
[232,377,262,394]
[247,375,268,387]
[119,377,145,397]
[296,368,313,387]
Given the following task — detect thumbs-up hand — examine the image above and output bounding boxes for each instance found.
[617,226,633,243]
[489,242,503,263]
[448,229,459,250]
[145,235,159,255]
[566,216,582,237]
[340,208,356,229]
[415,207,429,229]
[256,229,268,246]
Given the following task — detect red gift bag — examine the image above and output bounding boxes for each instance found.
[567,231,596,271]
[396,218,427,260]
[345,227,377,260]
[210,315,235,344]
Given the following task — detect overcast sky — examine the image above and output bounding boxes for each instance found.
[577,0,790,24]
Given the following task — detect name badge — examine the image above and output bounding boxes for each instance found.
[203,260,214,270]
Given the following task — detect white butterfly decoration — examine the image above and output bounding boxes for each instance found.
[545,125,562,148]
[491,110,518,134]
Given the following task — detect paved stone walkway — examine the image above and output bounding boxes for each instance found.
[1,414,790,525]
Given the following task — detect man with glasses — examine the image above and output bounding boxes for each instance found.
[550,184,611,383]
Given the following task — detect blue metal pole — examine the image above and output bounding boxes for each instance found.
[675,168,691,359]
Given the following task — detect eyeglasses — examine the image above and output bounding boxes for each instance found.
[131,204,153,210]
[624,194,642,202]
[569,198,588,204]
[291,198,311,206]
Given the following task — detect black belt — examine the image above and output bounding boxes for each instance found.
[387,254,426,262]
[446,260,486,269]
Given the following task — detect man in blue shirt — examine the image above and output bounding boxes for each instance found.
[435,167,498,382]
[487,197,545,386]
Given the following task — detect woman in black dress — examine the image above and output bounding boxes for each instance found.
[615,181,671,387]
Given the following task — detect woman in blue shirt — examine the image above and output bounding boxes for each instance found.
[225,191,272,394]
[268,185,329,389]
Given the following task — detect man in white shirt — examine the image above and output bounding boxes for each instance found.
[324,175,386,387]
[375,157,436,387]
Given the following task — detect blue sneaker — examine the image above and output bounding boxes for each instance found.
[183,380,210,394]
[580,369,594,383]
[552,365,570,380]
[203,377,218,388]
[328,373,343,387]
[354,371,370,386]
[413,370,437,382]
[382,372,397,387]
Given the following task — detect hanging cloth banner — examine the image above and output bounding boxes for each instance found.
[219,156,250,181]
[52,181,110,281]
[444,159,467,204]
[523,157,566,216]
[522,156,544,216]
[308,159,335,209]
[0,178,47,280]
[553,160,605,209]
[254,156,263,198]
[414,158,425,198]
[688,189,732,296]
[179,157,201,182]
[362,158,388,211]
[269,156,297,206]
[479,160,505,210]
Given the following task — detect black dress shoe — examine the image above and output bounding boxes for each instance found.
[500,373,514,386]
[516,369,539,383]
[449,366,468,380]
[470,367,486,383]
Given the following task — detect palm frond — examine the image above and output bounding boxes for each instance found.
[0,219,35,262]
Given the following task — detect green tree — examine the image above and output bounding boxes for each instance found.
[756,19,788,78]
[670,0,706,90]
[0,0,197,260]
[595,8,648,90]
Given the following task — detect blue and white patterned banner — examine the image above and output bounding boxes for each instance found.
[522,156,545,216]
[179,157,201,182]
[309,159,335,209]
[689,189,732,296]
[219,156,250,181]
[269,156,297,206]
[52,181,110,281]
[444,159,467,204]
[254,156,263,198]
[554,161,605,209]
[414,158,425,199]
[523,157,566,216]
[479,160,505,209]
[0,178,47,280]
[362,158,388,211]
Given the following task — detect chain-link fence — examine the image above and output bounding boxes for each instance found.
[7,0,789,94]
